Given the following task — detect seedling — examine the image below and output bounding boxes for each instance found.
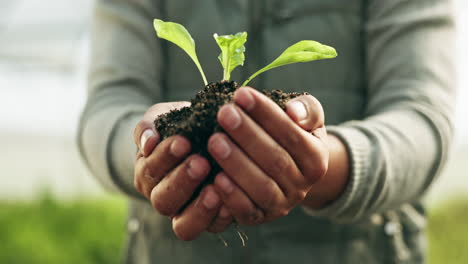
[153,19,337,86]
[153,19,337,246]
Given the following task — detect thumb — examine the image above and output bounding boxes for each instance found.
[134,101,190,157]
[133,119,159,157]
[286,95,324,131]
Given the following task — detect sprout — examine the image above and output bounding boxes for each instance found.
[153,19,337,86]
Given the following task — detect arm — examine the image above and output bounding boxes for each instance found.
[78,0,161,197]
[304,0,456,221]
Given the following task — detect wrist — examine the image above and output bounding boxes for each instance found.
[301,133,350,209]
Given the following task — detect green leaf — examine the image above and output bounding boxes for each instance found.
[153,19,208,85]
[242,40,337,86]
[213,32,247,81]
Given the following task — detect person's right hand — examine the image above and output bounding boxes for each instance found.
[133,102,225,240]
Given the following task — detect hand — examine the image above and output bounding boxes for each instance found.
[133,102,223,240]
[207,87,329,227]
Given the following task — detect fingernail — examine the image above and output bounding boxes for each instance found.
[187,158,205,180]
[203,189,220,210]
[140,129,154,154]
[288,101,307,122]
[235,88,255,111]
[170,139,189,157]
[215,173,234,194]
[219,105,241,130]
[219,207,230,218]
[210,136,231,159]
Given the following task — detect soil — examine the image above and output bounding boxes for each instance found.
[154,80,307,181]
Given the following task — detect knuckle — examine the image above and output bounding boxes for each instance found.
[173,223,195,241]
[268,149,294,177]
[271,208,289,219]
[291,190,308,203]
[151,196,174,216]
[317,157,329,176]
[236,207,255,225]
[134,172,144,195]
[308,158,328,183]
[237,214,251,226]
[284,131,303,148]
[134,178,143,194]
[241,210,264,226]
[251,210,265,224]
[134,159,160,199]
[258,179,278,210]
[144,160,165,183]
[134,166,145,194]
[146,167,158,183]
[242,139,259,155]
[279,209,290,218]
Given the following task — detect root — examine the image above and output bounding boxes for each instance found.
[217,233,229,247]
[235,223,248,247]
[215,222,249,247]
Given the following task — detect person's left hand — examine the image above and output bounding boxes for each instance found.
[174,86,330,236]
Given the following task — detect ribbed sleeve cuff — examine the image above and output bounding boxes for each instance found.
[302,124,372,222]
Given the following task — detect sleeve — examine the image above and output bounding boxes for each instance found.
[305,0,456,221]
[77,0,163,198]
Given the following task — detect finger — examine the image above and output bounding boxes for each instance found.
[133,120,160,157]
[207,206,233,233]
[150,154,210,216]
[213,172,266,225]
[134,155,158,199]
[234,87,327,184]
[145,135,191,179]
[217,104,303,196]
[134,135,191,199]
[208,133,286,212]
[286,95,324,131]
[172,185,221,241]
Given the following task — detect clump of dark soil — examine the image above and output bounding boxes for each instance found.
[154,80,306,181]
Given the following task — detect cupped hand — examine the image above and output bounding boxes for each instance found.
[206,87,329,229]
[133,102,224,241]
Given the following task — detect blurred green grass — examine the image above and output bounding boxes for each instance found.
[0,194,467,264]
[0,193,126,264]
[427,199,468,264]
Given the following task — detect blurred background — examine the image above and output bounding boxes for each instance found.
[0,0,466,263]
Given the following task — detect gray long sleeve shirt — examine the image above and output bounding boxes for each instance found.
[78,0,456,263]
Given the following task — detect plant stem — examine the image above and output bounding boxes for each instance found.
[195,62,208,85]
[223,49,230,81]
